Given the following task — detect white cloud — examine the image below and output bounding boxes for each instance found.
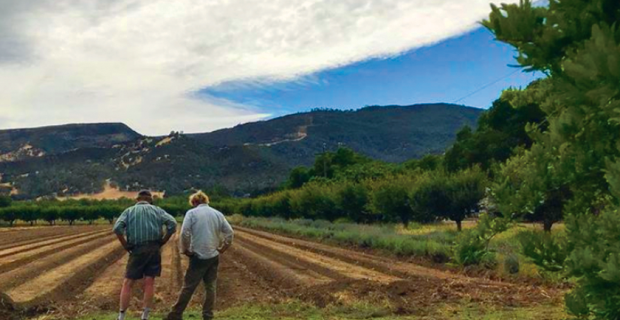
[0,0,517,135]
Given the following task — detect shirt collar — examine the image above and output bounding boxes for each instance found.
[198,203,209,207]
[137,201,150,205]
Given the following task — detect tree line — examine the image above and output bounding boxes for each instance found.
[0,196,192,226]
[230,166,485,231]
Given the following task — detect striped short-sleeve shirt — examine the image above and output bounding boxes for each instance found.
[113,201,177,246]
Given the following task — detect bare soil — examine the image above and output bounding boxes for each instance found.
[0,225,562,319]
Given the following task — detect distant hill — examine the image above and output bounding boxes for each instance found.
[0,104,482,198]
[0,123,140,162]
[194,104,482,164]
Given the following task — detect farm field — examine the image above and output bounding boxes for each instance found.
[0,225,565,320]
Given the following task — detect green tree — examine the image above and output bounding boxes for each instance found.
[17,206,39,226]
[60,207,81,225]
[371,179,415,226]
[270,192,293,219]
[443,94,544,173]
[409,174,451,225]
[0,208,16,226]
[42,207,60,225]
[447,168,487,231]
[337,183,370,223]
[286,167,312,189]
[0,196,11,208]
[290,184,339,221]
[484,0,620,317]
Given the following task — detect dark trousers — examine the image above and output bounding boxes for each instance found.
[167,255,219,320]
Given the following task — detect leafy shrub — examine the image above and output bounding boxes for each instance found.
[453,229,494,266]
[453,213,509,267]
[517,230,568,273]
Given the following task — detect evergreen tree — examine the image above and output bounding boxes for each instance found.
[484,0,620,316]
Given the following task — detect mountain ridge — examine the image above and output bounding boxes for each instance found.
[0,104,483,198]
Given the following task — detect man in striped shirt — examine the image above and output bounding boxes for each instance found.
[113,190,177,320]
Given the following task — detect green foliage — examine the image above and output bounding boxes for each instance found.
[286,167,312,189]
[484,0,620,317]
[0,196,11,208]
[41,207,60,225]
[446,168,487,230]
[453,213,510,267]
[290,183,339,221]
[405,154,443,172]
[444,96,545,173]
[563,210,620,319]
[517,230,569,273]
[336,183,370,223]
[237,216,453,262]
[233,154,486,229]
[370,177,416,226]
[453,229,495,267]
[0,208,17,226]
[409,173,451,224]
[411,168,487,230]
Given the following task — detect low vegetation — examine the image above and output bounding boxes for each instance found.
[73,300,567,320]
[232,214,569,283]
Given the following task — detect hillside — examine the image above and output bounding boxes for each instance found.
[0,104,482,198]
[0,123,140,162]
[194,104,482,164]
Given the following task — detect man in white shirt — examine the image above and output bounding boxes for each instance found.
[165,191,234,320]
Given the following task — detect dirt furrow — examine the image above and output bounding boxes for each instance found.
[0,229,108,260]
[0,230,110,274]
[236,231,399,283]
[0,235,117,292]
[235,227,560,309]
[235,227,465,281]
[0,226,107,251]
[7,239,124,307]
[80,255,128,310]
[215,253,281,310]
[156,235,180,306]
[229,241,330,290]
[235,236,352,282]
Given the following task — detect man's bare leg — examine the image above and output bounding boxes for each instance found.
[118,278,134,320]
[141,277,155,319]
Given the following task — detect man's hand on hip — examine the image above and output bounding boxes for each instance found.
[124,243,134,254]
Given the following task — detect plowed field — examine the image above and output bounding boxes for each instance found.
[0,225,562,319]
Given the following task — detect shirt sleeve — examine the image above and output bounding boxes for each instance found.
[219,212,234,245]
[179,210,193,253]
[159,207,177,234]
[112,210,128,235]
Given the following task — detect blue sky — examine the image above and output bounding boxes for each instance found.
[0,0,534,135]
[202,26,541,118]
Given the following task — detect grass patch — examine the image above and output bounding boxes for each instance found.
[236,216,453,262]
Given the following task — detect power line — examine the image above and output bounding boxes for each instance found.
[452,69,521,104]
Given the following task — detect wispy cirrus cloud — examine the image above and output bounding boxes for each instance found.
[0,0,517,135]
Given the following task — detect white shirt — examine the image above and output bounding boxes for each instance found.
[179,204,234,260]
